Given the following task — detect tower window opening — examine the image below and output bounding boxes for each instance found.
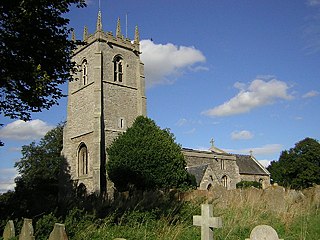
[221,159,225,170]
[119,118,125,129]
[82,60,88,85]
[78,144,88,176]
[114,56,123,82]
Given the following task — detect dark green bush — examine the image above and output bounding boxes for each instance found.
[236,181,262,189]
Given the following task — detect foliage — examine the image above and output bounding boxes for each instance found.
[1,187,320,239]
[35,213,60,240]
[12,123,73,217]
[64,208,95,239]
[0,0,86,120]
[106,116,196,191]
[236,180,262,189]
[268,137,320,189]
[31,188,320,240]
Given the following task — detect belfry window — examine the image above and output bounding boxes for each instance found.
[82,60,88,85]
[114,56,123,82]
[78,144,88,176]
[221,159,225,170]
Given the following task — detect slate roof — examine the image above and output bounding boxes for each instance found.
[186,164,208,186]
[234,154,270,176]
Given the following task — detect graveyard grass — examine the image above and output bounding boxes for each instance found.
[2,188,319,240]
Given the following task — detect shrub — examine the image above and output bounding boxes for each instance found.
[236,181,262,189]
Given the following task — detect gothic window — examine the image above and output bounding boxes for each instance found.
[221,175,228,188]
[82,60,88,85]
[114,56,123,82]
[78,144,88,176]
[221,159,225,170]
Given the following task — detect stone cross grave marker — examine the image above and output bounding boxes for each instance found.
[19,218,35,240]
[3,220,15,240]
[193,204,222,240]
[48,223,68,240]
[245,225,283,240]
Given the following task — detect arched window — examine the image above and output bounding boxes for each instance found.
[82,60,88,85]
[114,56,123,82]
[221,175,228,188]
[78,144,88,176]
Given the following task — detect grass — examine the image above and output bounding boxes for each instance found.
[64,188,320,240]
[2,187,319,240]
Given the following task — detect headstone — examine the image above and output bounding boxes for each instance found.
[19,218,35,240]
[48,223,68,240]
[3,220,15,240]
[113,238,127,240]
[264,186,286,212]
[245,225,283,240]
[193,204,222,240]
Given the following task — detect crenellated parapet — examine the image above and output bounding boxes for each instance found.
[73,10,140,55]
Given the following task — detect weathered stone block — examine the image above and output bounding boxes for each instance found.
[3,220,15,240]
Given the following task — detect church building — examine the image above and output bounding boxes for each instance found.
[62,11,270,197]
[183,142,270,190]
[62,11,146,197]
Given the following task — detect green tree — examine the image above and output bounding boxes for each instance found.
[267,137,320,189]
[13,123,72,217]
[0,0,86,121]
[106,116,195,191]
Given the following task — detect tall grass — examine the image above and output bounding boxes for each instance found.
[2,187,319,239]
[62,187,319,240]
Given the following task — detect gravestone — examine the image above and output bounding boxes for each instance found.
[19,218,35,240]
[245,225,283,240]
[264,186,286,213]
[48,223,68,240]
[193,204,222,240]
[3,220,15,240]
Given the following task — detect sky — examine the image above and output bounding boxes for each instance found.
[1,0,320,193]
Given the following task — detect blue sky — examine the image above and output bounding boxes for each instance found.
[1,0,320,193]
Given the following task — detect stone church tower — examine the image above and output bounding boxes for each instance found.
[62,11,147,196]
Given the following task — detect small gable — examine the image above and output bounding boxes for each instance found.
[186,164,209,186]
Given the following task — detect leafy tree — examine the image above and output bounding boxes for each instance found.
[106,116,196,191]
[267,137,320,189]
[0,0,86,121]
[13,123,73,217]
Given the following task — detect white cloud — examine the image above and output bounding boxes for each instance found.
[176,118,188,127]
[258,160,271,167]
[183,128,196,134]
[294,116,303,121]
[308,0,320,6]
[140,39,206,86]
[0,168,18,193]
[302,90,319,98]
[203,78,293,117]
[0,119,54,141]
[8,147,21,152]
[231,130,254,140]
[224,144,283,156]
[85,0,94,5]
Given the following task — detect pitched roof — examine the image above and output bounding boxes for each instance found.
[234,154,270,176]
[182,148,236,160]
[186,164,208,186]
